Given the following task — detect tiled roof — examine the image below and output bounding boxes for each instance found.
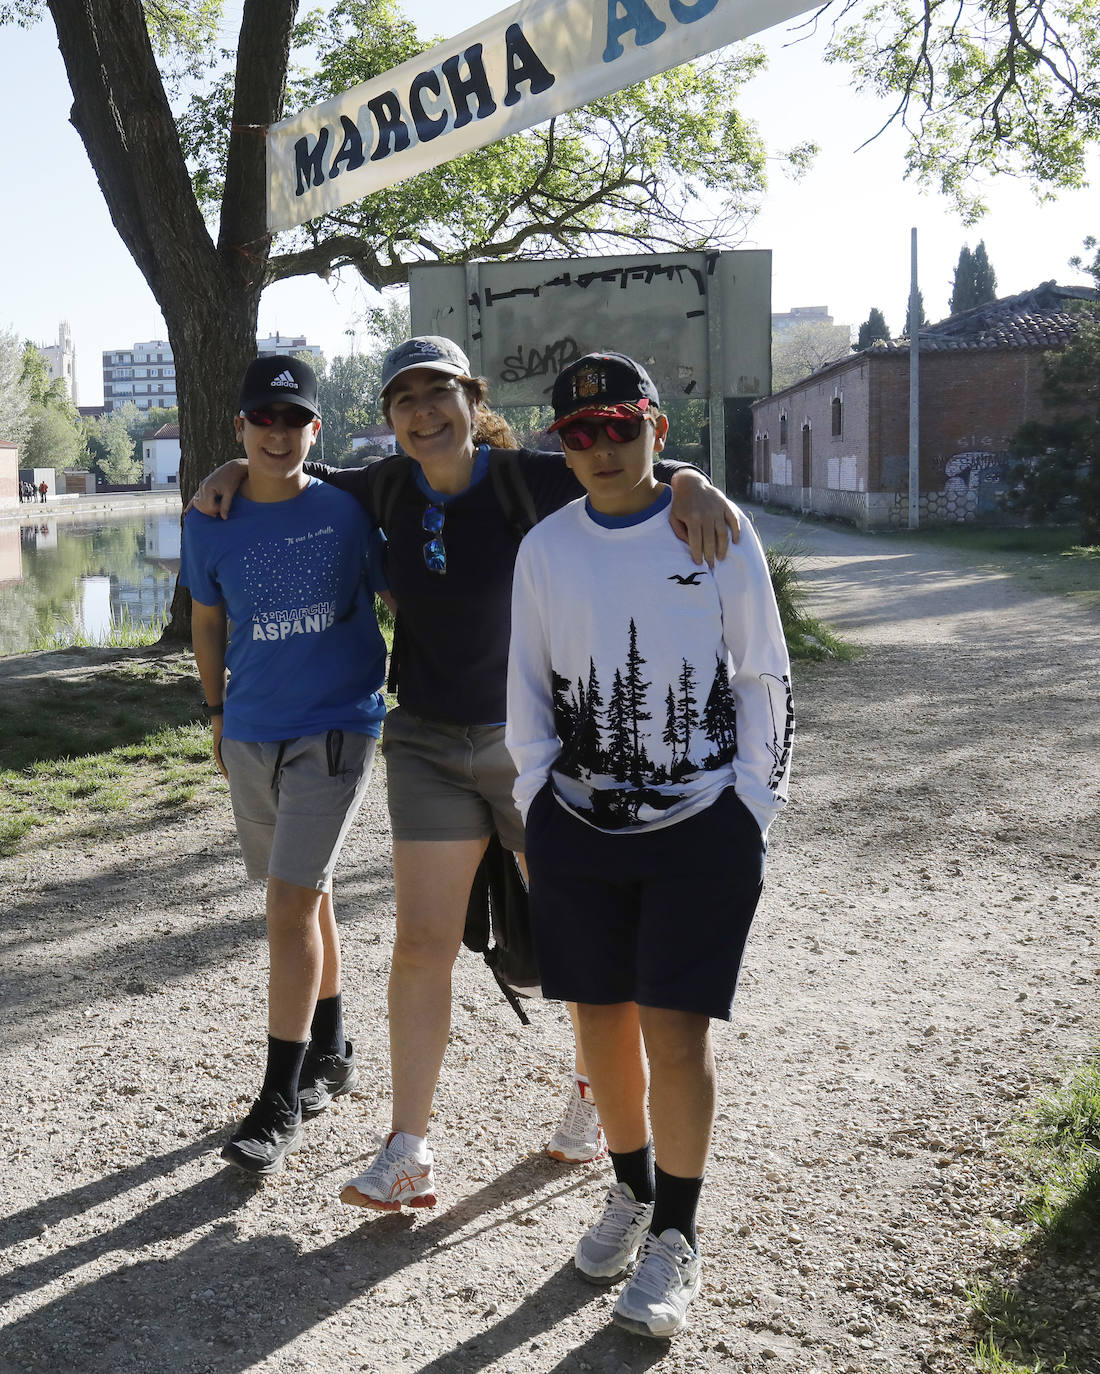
[884,281,1098,353]
[152,424,180,439]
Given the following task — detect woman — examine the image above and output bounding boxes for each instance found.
[195,335,739,1210]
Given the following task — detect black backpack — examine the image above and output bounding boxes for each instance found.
[371,449,542,1022]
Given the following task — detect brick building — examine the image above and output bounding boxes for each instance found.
[751,282,1096,528]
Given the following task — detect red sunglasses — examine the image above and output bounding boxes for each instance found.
[558,415,645,451]
[243,405,316,428]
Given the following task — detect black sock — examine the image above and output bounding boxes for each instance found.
[309,993,345,1058]
[610,1142,655,1204]
[651,1164,704,1249]
[260,1036,309,1105]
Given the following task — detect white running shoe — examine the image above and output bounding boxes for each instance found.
[575,1181,654,1285]
[612,1228,702,1338]
[339,1132,437,1211]
[546,1078,607,1163]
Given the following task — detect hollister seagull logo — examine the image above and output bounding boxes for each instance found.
[271,370,298,388]
[668,572,705,585]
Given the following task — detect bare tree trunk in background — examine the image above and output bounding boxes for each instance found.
[46,0,298,641]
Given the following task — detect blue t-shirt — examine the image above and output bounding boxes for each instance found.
[180,478,387,742]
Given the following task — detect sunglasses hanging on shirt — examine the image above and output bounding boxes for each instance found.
[422,502,446,574]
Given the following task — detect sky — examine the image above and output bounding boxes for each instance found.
[1,2,1095,406]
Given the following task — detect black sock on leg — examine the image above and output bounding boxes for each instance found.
[609,1142,655,1204]
[260,1036,309,1106]
[650,1164,704,1249]
[309,993,345,1058]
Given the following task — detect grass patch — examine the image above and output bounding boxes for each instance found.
[0,648,222,857]
[969,1055,1100,1373]
[765,539,856,662]
[29,606,170,652]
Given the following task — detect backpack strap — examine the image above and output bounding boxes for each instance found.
[370,455,416,696]
[372,453,417,534]
[487,448,538,542]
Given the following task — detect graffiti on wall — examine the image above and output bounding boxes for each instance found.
[944,451,1010,493]
[499,336,581,385]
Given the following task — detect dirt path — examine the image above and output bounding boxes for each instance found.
[1,510,1097,1374]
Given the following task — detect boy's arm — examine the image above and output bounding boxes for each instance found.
[505,541,559,826]
[717,518,794,839]
[191,598,229,778]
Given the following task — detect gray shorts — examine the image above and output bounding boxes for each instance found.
[220,731,377,891]
[381,708,525,851]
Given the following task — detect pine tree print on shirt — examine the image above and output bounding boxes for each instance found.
[551,619,739,829]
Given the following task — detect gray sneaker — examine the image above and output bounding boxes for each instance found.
[612,1228,702,1338]
[575,1182,654,1284]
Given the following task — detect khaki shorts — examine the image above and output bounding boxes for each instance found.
[221,731,377,891]
[381,708,525,852]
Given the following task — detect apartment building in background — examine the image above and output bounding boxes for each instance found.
[102,339,177,412]
[37,320,78,405]
[102,333,322,412]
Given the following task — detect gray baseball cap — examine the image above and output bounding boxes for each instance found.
[379,336,471,396]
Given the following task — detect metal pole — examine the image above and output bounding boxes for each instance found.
[706,259,725,492]
[908,227,920,529]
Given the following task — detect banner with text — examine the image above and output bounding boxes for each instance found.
[267,0,815,231]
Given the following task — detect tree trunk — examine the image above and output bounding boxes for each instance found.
[45,0,298,642]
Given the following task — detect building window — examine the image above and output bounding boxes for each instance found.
[779,413,788,448]
[831,396,843,437]
[801,423,812,486]
[763,433,770,469]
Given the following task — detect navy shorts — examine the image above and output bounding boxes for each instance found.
[524,785,765,1020]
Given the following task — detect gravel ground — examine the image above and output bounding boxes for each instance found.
[1,507,1097,1374]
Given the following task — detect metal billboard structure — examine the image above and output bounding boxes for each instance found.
[409,250,771,488]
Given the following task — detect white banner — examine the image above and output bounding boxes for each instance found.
[267,0,815,231]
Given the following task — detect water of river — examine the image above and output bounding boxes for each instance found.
[0,509,181,657]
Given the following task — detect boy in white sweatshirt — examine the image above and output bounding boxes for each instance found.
[506,352,793,1338]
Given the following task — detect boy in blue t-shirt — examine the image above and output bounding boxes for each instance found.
[180,355,387,1177]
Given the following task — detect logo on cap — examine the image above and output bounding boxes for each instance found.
[574,367,605,400]
[270,370,298,389]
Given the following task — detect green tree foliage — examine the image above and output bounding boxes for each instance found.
[311,297,411,462]
[824,0,1100,219]
[19,338,89,470]
[23,402,89,471]
[82,408,142,482]
[0,327,33,448]
[972,240,998,303]
[1005,239,1100,544]
[950,240,999,314]
[904,290,927,337]
[856,308,891,350]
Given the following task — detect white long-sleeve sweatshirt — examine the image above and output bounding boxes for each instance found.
[506,496,793,839]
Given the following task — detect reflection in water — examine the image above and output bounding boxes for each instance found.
[0,511,181,656]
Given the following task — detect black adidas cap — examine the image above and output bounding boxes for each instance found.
[238,354,321,418]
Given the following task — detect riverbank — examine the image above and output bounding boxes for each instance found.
[0,489,182,525]
[0,512,1097,1374]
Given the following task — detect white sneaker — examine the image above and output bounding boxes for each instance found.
[575,1181,654,1284]
[612,1228,702,1338]
[546,1078,607,1163]
[339,1132,437,1211]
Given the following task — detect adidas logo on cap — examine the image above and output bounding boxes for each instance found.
[271,370,298,388]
